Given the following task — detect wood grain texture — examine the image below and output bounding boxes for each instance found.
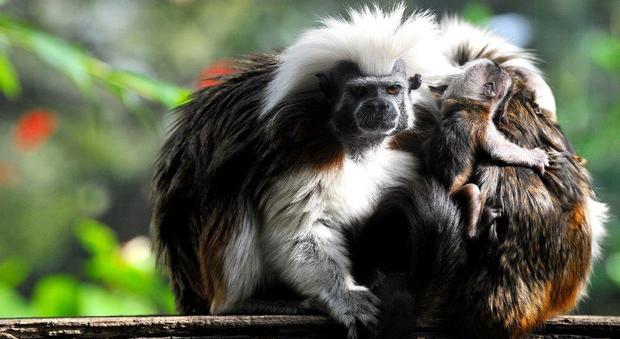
[0,315,617,338]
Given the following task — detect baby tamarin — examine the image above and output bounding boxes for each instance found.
[426,58,550,238]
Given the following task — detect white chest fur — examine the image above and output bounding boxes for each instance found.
[325,148,416,225]
[261,147,416,232]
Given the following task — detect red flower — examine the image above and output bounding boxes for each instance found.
[14,109,58,152]
[197,60,235,89]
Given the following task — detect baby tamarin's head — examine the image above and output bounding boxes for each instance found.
[430,58,512,112]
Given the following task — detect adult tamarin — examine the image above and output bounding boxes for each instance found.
[151,6,451,338]
[354,19,609,338]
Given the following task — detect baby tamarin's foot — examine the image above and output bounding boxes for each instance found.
[452,183,503,240]
[481,207,502,225]
[451,183,483,239]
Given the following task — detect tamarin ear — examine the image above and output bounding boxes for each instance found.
[409,74,422,92]
[316,73,334,102]
[482,82,497,98]
[428,84,448,98]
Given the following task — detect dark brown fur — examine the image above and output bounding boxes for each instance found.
[152,54,347,314]
[153,46,598,339]
[372,70,596,338]
[432,99,491,193]
[437,78,593,338]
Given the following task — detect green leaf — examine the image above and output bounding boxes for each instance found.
[0,258,30,288]
[155,284,176,313]
[85,254,155,296]
[75,219,119,256]
[0,13,190,113]
[104,70,191,109]
[606,252,620,285]
[0,14,94,95]
[77,284,157,316]
[462,2,493,26]
[28,34,92,91]
[590,32,620,72]
[0,49,20,98]
[31,275,79,316]
[0,283,32,317]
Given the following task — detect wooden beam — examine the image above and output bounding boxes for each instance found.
[0,315,618,338]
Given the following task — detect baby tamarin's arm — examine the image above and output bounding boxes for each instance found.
[481,122,550,175]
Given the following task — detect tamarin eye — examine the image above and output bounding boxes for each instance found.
[386,85,401,95]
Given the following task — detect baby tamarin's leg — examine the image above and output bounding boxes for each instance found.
[482,122,550,174]
[451,183,502,240]
[451,184,483,239]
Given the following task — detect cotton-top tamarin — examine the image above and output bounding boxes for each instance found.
[151,5,451,338]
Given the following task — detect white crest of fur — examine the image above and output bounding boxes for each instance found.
[263,4,456,114]
[216,201,262,313]
[579,196,608,300]
[439,17,557,119]
[586,197,608,263]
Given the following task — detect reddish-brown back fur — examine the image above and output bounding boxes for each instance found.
[450,77,593,338]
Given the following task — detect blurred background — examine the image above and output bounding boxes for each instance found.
[0,0,618,317]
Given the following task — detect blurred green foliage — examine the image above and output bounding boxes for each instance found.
[0,3,186,316]
[0,14,191,107]
[462,2,492,25]
[0,219,174,316]
[0,0,618,317]
[0,13,190,130]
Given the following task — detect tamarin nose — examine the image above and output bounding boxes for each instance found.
[361,99,396,119]
[357,98,398,131]
[369,100,390,111]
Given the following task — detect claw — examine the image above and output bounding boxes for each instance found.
[538,164,546,176]
[531,148,549,176]
[331,288,380,339]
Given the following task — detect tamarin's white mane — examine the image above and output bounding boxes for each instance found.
[264,4,556,119]
[439,17,557,118]
[263,4,456,114]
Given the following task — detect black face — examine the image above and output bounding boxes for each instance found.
[317,59,420,150]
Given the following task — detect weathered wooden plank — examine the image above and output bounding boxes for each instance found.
[2,316,340,339]
[538,315,620,337]
[0,315,618,338]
